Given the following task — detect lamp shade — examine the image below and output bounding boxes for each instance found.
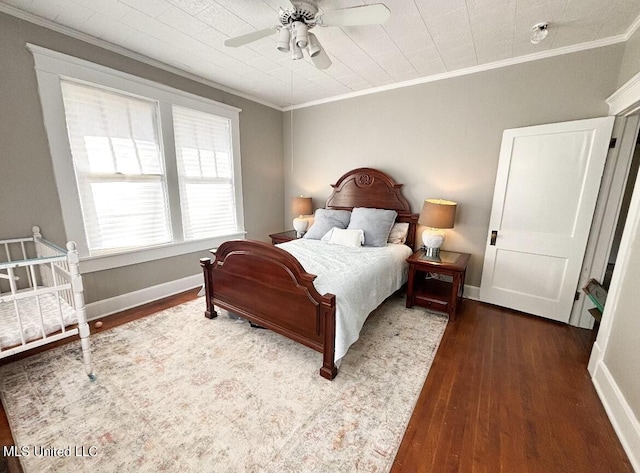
[277,27,291,52]
[291,42,303,60]
[294,21,309,48]
[291,196,312,216]
[307,32,321,57]
[419,199,457,229]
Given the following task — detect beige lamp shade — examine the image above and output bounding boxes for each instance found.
[291,196,313,217]
[419,199,457,229]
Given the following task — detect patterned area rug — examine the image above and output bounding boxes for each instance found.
[0,293,447,473]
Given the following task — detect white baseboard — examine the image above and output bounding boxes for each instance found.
[464,284,480,301]
[591,360,640,471]
[85,274,202,320]
[588,340,602,376]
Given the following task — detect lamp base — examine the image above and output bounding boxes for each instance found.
[422,228,445,258]
[293,216,308,237]
[424,246,441,258]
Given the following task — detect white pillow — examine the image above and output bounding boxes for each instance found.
[327,228,365,247]
[321,227,336,241]
[387,222,410,244]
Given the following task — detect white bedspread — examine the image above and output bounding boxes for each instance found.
[0,290,77,350]
[278,239,412,362]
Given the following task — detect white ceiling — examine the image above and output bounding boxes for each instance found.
[2,0,640,109]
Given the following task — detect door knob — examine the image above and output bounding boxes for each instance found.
[490,230,498,246]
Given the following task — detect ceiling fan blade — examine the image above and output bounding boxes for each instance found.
[311,48,332,70]
[317,4,390,27]
[224,27,275,47]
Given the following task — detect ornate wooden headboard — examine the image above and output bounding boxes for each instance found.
[325,167,419,248]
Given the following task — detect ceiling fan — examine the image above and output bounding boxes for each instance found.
[223,1,391,70]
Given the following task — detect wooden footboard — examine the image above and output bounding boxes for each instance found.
[200,240,338,380]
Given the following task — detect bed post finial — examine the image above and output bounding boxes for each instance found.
[32,226,41,239]
[66,241,79,265]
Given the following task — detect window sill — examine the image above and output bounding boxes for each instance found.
[79,232,246,273]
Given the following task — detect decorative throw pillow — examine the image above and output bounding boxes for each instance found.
[320,227,336,241]
[303,209,352,240]
[327,228,365,247]
[387,222,410,244]
[347,207,397,247]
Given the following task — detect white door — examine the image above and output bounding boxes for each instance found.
[480,117,615,323]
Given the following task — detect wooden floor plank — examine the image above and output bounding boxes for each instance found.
[0,291,633,472]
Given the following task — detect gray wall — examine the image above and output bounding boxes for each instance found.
[618,26,640,88]
[604,199,640,421]
[0,13,284,303]
[284,45,624,286]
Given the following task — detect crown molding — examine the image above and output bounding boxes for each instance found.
[285,34,627,111]
[625,12,640,39]
[607,71,640,116]
[0,3,283,111]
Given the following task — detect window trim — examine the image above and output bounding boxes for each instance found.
[28,43,245,273]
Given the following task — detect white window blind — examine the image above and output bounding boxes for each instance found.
[173,106,237,240]
[61,81,172,255]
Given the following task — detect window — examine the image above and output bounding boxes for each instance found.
[30,44,245,272]
[173,106,237,240]
[61,81,172,254]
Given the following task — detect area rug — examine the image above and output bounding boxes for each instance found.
[0,293,447,473]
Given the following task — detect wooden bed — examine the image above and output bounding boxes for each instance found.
[200,168,418,379]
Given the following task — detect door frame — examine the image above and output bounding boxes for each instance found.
[589,71,640,350]
[587,71,640,471]
[569,115,640,328]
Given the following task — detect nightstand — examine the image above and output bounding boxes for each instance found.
[406,249,470,321]
[269,230,300,245]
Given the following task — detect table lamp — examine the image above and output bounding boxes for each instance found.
[418,199,457,257]
[292,196,313,237]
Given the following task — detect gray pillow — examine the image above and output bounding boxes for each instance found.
[347,207,398,247]
[304,209,352,240]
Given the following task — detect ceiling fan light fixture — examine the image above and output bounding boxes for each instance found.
[223,2,390,71]
[293,21,308,48]
[307,32,321,57]
[291,42,303,60]
[277,27,291,52]
[530,22,549,44]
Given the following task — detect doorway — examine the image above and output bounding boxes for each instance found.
[604,128,640,289]
[569,114,640,329]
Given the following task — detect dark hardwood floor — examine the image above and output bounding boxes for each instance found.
[0,291,633,472]
[391,299,633,473]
